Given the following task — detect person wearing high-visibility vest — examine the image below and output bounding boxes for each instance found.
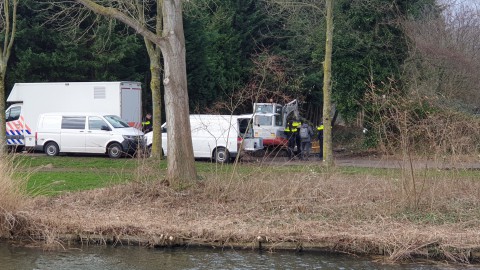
[292,119,302,157]
[284,120,297,158]
[142,113,153,133]
[317,123,324,159]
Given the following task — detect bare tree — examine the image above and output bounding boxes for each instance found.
[403,2,480,110]
[136,1,163,159]
[265,0,334,166]
[322,0,333,166]
[0,0,18,154]
[73,0,196,185]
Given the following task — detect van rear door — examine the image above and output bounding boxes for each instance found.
[60,116,86,153]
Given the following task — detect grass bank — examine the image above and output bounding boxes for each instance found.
[3,154,480,265]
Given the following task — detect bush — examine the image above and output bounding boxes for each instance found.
[364,82,480,157]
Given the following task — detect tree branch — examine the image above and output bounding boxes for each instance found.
[75,0,165,47]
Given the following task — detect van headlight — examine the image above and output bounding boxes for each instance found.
[123,135,136,140]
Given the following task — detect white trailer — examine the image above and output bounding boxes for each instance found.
[145,114,263,163]
[5,81,142,149]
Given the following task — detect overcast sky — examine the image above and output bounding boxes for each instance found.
[442,0,478,10]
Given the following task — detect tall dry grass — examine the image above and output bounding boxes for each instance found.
[363,81,480,212]
[0,153,29,238]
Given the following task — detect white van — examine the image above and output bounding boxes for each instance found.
[5,81,142,150]
[145,114,263,163]
[35,113,144,158]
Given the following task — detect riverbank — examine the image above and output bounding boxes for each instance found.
[6,158,480,265]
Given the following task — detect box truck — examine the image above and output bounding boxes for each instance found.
[145,114,263,163]
[5,81,142,150]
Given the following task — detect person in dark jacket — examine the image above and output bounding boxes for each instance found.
[284,120,297,159]
[142,113,153,133]
[292,119,302,157]
[317,123,324,159]
[299,122,314,160]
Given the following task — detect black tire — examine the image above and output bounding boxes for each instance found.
[107,143,123,158]
[44,142,59,156]
[214,147,230,164]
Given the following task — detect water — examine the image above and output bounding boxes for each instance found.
[0,242,467,270]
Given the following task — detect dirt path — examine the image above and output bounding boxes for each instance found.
[241,151,480,170]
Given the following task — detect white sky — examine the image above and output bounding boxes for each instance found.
[441,0,478,10]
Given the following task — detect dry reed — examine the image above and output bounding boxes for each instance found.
[18,159,480,263]
[0,153,29,238]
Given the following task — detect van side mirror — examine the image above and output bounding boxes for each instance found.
[101,125,111,131]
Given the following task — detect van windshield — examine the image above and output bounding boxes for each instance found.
[104,115,130,128]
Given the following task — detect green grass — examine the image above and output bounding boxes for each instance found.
[13,155,152,196]
[26,171,132,196]
[14,155,139,169]
[11,155,480,196]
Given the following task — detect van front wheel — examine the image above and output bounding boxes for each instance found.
[45,142,59,156]
[214,147,230,164]
[107,143,123,158]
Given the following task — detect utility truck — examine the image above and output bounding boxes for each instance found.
[251,99,299,148]
[145,114,263,163]
[5,81,142,150]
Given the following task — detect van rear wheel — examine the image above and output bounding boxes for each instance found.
[214,147,230,164]
[45,142,59,156]
[107,143,123,158]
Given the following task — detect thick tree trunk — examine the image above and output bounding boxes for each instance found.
[161,0,197,185]
[322,0,334,166]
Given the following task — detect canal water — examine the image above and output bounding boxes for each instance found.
[0,242,468,270]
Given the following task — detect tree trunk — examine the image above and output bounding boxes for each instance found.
[322,0,334,166]
[145,42,163,159]
[161,0,197,185]
[75,0,198,185]
[143,1,163,160]
[0,72,6,155]
[0,0,18,156]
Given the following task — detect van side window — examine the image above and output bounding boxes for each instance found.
[41,116,61,129]
[88,116,108,130]
[61,116,86,129]
[6,106,21,122]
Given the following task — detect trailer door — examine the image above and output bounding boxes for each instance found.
[120,85,142,129]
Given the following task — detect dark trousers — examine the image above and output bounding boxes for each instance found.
[295,135,301,156]
[287,134,296,158]
[318,135,323,158]
[300,141,312,160]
